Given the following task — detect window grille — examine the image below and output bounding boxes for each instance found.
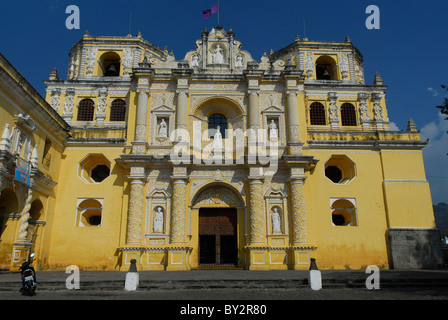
[110,99,126,121]
[309,102,326,125]
[77,99,95,121]
[341,103,357,126]
[208,113,227,138]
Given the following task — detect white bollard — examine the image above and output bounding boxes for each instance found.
[125,272,139,291]
[308,258,322,290]
[124,259,139,291]
[309,270,322,290]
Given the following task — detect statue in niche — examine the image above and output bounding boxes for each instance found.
[235,54,243,68]
[158,118,168,138]
[192,53,200,68]
[211,126,223,150]
[153,207,164,233]
[269,119,278,139]
[214,44,224,64]
[271,207,282,233]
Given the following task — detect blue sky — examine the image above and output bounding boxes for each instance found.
[1,0,447,203]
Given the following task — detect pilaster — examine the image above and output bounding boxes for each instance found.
[132,60,153,154]
[246,166,268,270]
[125,165,146,245]
[173,66,191,143]
[11,162,38,270]
[288,166,310,270]
[358,92,371,129]
[167,165,190,270]
[283,67,303,155]
[328,92,339,129]
[245,66,263,130]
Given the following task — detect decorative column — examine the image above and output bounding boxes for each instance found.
[170,179,187,244]
[62,88,75,125]
[132,59,152,154]
[49,88,61,112]
[95,88,107,126]
[122,163,146,270]
[201,28,209,68]
[247,89,260,161]
[136,87,149,139]
[358,93,370,129]
[16,146,38,242]
[283,68,302,155]
[245,67,263,163]
[248,89,260,131]
[286,90,300,142]
[328,92,339,129]
[173,66,191,142]
[245,66,263,131]
[289,179,307,245]
[289,166,312,270]
[246,165,268,270]
[12,146,38,270]
[175,89,188,139]
[372,93,385,130]
[248,178,266,245]
[125,174,145,245]
[167,166,190,270]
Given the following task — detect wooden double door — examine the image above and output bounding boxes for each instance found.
[199,208,238,266]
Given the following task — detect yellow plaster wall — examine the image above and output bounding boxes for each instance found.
[46,147,126,270]
[0,84,66,269]
[380,150,435,228]
[305,150,390,269]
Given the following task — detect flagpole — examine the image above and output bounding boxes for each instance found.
[217,0,220,26]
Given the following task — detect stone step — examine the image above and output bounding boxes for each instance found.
[2,277,448,292]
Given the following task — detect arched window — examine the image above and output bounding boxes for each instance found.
[340,103,357,126]
[99,52,121,77]
[110,99,126,121]
[77,199,103,227]
[208,113,227,138]
[77,99,95,121]
[309,102,326,125]
[331,199,358,226]
[315,56,337,80]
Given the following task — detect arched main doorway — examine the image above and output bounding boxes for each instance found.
[191,183,245,269]
[199,207,237,266]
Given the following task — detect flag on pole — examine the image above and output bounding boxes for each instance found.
[203,3,218,19]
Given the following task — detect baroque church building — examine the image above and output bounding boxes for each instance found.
[0,27,443,271]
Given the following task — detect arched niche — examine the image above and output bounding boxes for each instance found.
[191,182,245,209]
[190,97,246,152]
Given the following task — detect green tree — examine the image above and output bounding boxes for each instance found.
[436,85,448,120]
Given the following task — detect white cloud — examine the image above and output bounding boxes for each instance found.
[428,87,439,97]
[421,112,448,204]
[388,122,400,131]
[421,121,441,141]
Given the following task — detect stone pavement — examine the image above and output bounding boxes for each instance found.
[1,269,448,291]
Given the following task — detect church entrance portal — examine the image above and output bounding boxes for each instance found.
[199,208,238,267]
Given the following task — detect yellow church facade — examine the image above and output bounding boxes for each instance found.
[0,27,443,271]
